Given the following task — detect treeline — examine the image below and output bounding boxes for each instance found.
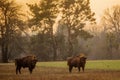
[0,0,120,62]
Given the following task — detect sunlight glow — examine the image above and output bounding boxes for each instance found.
[90,0,120,23]
[53,11,62,35]
[15,0,120,23]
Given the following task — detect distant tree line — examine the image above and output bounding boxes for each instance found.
[27,0,95,61]
[0,0,120,62]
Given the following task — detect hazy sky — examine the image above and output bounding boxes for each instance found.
[90,0,120,23]
[15,0,120,23]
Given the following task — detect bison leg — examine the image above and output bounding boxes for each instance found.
[82,66,85,72]
[29,67,33,74]
[16,66,21,74]
[69,66,73,73]
[78,66,81,72]
[16,66,18,74]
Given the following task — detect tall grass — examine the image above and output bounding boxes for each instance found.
[86,60,120,70]
[37,60,120,70]
[0,60,120,80]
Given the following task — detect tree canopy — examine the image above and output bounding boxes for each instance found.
[27,0,96,60]
[0,0,25,62]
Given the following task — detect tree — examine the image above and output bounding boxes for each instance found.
[59,0,95,56]
[0,0,25,62]
[27,0,59,60]
[101,5,120,59]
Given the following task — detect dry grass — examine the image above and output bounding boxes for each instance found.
[0,62,120,80]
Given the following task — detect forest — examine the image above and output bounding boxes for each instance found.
[0,0,120,62]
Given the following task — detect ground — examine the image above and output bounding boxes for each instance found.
[0,60,120,80]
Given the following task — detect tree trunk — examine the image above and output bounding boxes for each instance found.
[1,35,8,63]
[53,36,57,61]
[1,11,9,63]
[48,18,57,61]
[67,26,73,56]
[1,47,8,63]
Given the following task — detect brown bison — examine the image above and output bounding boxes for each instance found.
[67,54,87,73]
[15,55,37,74]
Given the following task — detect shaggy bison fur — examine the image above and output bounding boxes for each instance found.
[15,55,37,74]
[67,54,87,73]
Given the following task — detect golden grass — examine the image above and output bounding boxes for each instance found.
[0,61,120,80]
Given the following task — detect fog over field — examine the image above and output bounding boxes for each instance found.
[15,0,120,23]
[0,0,120,62]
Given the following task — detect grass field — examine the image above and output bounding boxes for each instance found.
[0,60,120,80]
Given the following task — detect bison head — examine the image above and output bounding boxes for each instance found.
[80,57,87,64]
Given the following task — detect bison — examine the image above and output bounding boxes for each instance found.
[15,55,37,74]
[67,54,87,73]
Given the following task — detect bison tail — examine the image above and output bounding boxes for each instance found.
[67,57,72,66]
[15,59,18,66]
[67,61,69,65]
[15,59,17,66]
